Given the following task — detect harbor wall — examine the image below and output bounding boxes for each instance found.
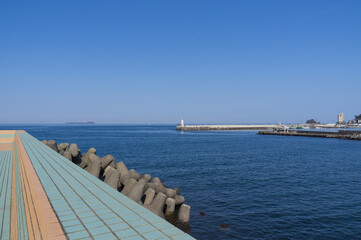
[258,130,361,140]
[177,124,278,131]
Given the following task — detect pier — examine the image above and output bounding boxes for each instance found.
[258,129,361,140]
[0,130,194,240]
[176,124,278,131]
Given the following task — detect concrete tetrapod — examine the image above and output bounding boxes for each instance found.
[117,161,129,173]
[81,148,97,168]
[129,169,142,180]
[145,192,167,218]
[178,204,191,223]
[69,143,82,165]
[68,143,79,158]
[152,177,166,188]
[175,195,185,205]
[85,153,103,170]
[88,153,101,163]
[64,143,70,151]
[165,188,176,198]
[152,177,167,194]
[63,151,72,161]
[155,186,167,194]
[143,188,155,205]
[80,155,89,168]
[141,174,151,182]
[127,179,146,204]
[57,143,69,152]
[121,178,137,196]
[47,140,58,152]
[147,182,157,190]
[85,158,102,178]
[165,198,176,218]
[103,166,120,189]
[87,148,96,154]
[101,154,117,169]
[117,161,132,185]
[103,165,112,176]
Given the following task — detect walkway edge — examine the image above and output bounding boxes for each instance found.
[16,131,66,240]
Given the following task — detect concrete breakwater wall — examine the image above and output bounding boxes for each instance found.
[40,139,191,232]
[177,124,278,131]
[258,130,361,140]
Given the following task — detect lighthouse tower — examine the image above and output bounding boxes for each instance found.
[181,118,184,127]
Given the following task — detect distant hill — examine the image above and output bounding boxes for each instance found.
[65,121,95,124]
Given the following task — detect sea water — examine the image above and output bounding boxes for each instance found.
[1,124,361,239]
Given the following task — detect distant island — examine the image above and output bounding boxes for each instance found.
[65,121,95,124]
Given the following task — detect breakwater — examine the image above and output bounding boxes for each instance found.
[41,139,191,232]
[177,124,278,131]
[258,129,361,140]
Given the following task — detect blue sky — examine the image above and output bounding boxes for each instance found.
[1,0,360,124]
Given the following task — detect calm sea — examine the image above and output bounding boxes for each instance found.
[2,124,361,239]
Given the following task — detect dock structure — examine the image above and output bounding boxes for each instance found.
[0,130,194,240]
[258,130,361,140]
[176,124,278,131]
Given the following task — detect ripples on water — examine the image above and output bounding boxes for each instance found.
[2,124,361,239]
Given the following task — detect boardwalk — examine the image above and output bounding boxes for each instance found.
[0,130,194,240]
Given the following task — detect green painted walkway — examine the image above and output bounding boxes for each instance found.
[0,130,195,240]
[0,151,12,239]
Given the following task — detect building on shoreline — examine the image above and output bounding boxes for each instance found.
[337,113,345,124]
[355,114,361,124]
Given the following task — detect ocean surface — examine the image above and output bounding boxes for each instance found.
[2,124,361,240]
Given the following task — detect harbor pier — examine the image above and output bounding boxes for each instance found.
[0,130,194,239]
[176,124,278,131]
[258,129,361,140]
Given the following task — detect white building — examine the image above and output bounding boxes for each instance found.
[337,113,344,124]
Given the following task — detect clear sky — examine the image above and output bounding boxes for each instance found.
[1,0,360,124]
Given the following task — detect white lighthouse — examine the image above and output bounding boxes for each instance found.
[181,118,184,127]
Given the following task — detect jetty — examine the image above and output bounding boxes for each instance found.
[176,124,278,131]
[0,130,194,240]
[258,129,361,140]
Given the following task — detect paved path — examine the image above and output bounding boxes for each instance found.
[0,130,194,240]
